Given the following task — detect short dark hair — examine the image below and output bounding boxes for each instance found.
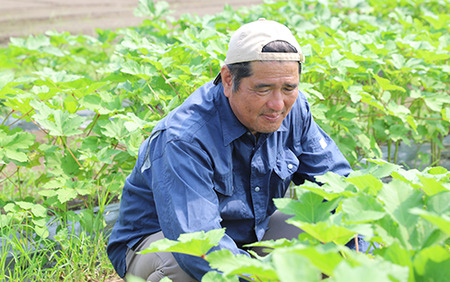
[226,40,302,92]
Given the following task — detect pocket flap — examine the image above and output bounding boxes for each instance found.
[213,172,233,196]
[274,149,299,180]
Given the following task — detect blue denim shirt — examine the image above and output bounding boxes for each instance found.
[107,81,352,279]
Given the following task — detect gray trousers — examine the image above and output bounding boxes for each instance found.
[125,210,302,281]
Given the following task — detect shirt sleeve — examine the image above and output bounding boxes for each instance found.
[144,134,248,280]
[293,91,353,185]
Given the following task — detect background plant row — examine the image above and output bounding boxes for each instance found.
[0,0,449,280]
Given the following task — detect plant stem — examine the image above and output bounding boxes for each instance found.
[430,139,435,166]
[60,136,82,167]
[1,110,15,126]
[158,69,181,100]
[387,140,392,162]
[437,133,442,165]
[17,167,21,199]
[6,109,33,127]
[394,140,400,163]
[85,113,100,137]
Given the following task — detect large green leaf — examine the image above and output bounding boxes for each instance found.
[287,218,355,245]
[373,74,406,92]
[140,228,225,257]
[342,194,385,223]
[330,257,409,282]
[272,249,321,282]
[274,192,339,223]
[374,241,414,282]
[275,245,343,277]
[206,249,278,281]
[378,179,423,228]
[0,128,35,164]
[345,174,383,196]
[409,208,450,236]
[413,245,450,281]
[418,175,449,196]
[32,106,86,137]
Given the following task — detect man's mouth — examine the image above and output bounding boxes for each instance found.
[262,113,282,122]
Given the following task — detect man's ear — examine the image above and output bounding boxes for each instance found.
[221,65,233,98]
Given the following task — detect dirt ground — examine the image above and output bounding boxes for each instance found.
[0,0,264,45]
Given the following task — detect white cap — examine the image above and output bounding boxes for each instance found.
[224,18,305,64]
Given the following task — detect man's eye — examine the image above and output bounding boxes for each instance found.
[283,88,296,94]
[257,89,271,95]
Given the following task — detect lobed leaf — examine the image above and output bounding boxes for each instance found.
[140,228,225,257]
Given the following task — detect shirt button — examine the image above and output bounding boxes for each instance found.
[288,164,294,170]
[254,187,260,192]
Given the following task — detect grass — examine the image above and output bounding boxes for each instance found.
[1,223,119,281]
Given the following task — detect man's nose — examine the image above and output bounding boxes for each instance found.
[266,90,284,112]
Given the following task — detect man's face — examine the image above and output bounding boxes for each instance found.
[222,61,299,135]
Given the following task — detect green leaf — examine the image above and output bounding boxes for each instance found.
[277,245,342,277]
[427,191,450,214]
[134,0,172,18]
[201,271,239,282]
[418,175,449,196]
[10,34,50,50]
[378,179,423,228]
[120,60,156,79]
[374,241,414,282]
[274,192,339,223]
[15,201,34,210]
[331,257,409,282]
[373,74,406,92]
[0,128,35,164]
[0,70,14,91]
[374,214,411,248]
[206,249,278,280]
[409,208,450,236]
[422,92,450,112]
[342,194,385,223]
[56,188,78,204]
[79,94,102,111]
[32,102,85,137]
[30,204,47,218]
[140,228,225,257]
[288,217,355,245]
[272,249,321,282]
[63,95,78,114]
[99,118,130,140]
[34,225,50,239]
[315,172,357,194]
[345,174,383,196]
[34,67,82,83]
[362,159,401,178]
[244,238,296,250]
[413,245,450,281]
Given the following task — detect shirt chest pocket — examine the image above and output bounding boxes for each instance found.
[213,172,233,196]
[274,148,299,181]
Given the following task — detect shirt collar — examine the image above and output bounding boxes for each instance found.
[215,84,248,146]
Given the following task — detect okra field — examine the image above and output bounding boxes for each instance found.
[0,0,449,281]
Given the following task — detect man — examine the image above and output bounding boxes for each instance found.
[107,19,352,281]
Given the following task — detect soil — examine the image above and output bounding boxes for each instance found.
[0,0,264,45]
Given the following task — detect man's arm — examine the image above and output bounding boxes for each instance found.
[293,91,352,185]
[145,135,248,280]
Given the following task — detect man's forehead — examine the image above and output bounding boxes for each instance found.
[248,61,300,78]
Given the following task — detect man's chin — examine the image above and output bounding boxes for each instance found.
[255,124,282,134]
